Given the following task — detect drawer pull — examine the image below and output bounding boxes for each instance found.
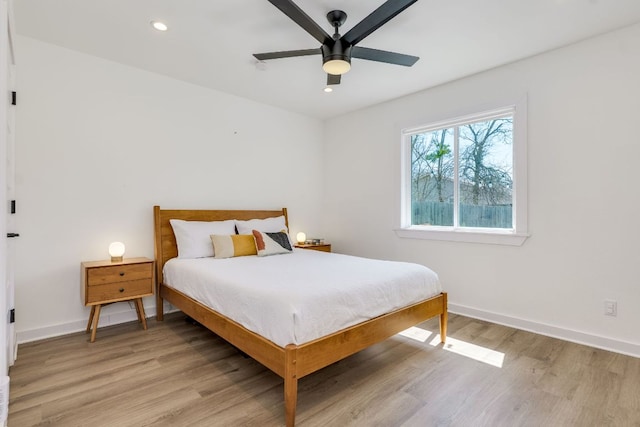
[119,288,125,293]
[119,272,125,276]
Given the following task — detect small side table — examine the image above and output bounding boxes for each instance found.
[81,257,154,342]
[294,243,331,253]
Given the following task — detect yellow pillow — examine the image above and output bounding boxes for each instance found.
[210,234,257,258]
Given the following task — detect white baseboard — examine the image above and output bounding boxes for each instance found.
[449,303,640,359]
[16,302,178,344]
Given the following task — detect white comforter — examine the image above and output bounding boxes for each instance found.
[163,249,441,347]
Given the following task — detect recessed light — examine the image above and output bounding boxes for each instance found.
[324,87,333,93]
[151,21,168,31]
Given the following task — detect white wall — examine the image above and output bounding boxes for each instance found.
[14,23,640,357]
[323,24,640,357]
[14,36,325,342]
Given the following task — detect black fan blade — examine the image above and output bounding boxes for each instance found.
[267,0,332,44]
[327,74,341,85]
[253,48,320,61]
[342,0,418,46]
[352,46,419,66]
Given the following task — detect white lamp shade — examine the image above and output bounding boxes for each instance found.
[296,232,306,244]
[109,241,125,262]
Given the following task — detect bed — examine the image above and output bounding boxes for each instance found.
[153,206,448,426]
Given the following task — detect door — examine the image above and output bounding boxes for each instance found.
[5,0,16,368]
[0,0,16,375]
[7,1,18,366]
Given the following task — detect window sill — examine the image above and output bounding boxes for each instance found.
[394,227,529,246]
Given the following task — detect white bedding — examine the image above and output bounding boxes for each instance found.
[163,249,442,347]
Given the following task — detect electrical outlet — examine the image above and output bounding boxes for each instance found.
[604,300,617,317]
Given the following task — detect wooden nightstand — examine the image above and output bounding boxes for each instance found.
[81,257,154,342]
[294,243,331,253]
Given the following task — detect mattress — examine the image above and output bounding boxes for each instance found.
[163,249,441,347]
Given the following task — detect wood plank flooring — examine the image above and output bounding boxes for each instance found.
[8,313,640,426]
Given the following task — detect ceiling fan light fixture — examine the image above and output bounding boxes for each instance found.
[322,59,351,75]
[321,42,352,75]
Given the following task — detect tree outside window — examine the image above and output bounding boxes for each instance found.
[410,115,513,230]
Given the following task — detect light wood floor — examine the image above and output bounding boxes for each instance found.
[8,312,640,426]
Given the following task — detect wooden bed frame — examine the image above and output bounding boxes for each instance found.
[153,205,448,426]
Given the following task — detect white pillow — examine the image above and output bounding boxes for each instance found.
[169,219,236,258]
[235,215,289,235]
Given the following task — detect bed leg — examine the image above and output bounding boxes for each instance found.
[156,291,164,321]
[284,344,298,427]
[440,292,448,343]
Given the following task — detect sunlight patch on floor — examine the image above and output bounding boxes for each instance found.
[397,326,434,342]
[398,326,505,368]
[430,334,505,368]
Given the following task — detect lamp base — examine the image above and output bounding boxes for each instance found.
[111,256,123,263]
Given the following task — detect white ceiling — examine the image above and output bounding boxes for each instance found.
[13,0,640,120]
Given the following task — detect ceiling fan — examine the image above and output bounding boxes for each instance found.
[253,0,420,87]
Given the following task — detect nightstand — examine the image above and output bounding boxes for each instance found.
[81,257,154,342]
[294,243,331,253]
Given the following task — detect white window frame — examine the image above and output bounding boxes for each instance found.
[396,96,529,246]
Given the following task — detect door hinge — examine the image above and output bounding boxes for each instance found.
[11,91,16,106]
[9,309,15,324]
[10,200,15,214]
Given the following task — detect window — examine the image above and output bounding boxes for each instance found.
[397,99,528,245]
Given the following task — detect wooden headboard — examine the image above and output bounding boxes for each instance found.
[153,205,288,286]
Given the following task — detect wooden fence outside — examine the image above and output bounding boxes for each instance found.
[412,201,512,229]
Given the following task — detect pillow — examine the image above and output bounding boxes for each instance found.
[252,229,292,257]
[235,216,293,246]
[170,219,236,258]
[211,234,257,259]
[235,215,288,235]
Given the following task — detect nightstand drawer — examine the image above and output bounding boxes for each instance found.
[306,245,331,252]
[294,243,331,252]
[85,279,153,304]
[87,263,152,286]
